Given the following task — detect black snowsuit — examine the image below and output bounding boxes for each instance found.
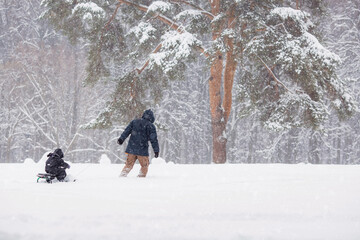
[45,149,70,181]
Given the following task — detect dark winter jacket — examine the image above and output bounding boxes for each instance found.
[45,149,70,175]
[118,109,159,156]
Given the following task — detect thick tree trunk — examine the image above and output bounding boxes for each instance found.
[209,50,236,163]
[211,120,227,163]
[209,52,226,163]
[208,0,238,163]
[208,0,237,163]
[209,0,225,163]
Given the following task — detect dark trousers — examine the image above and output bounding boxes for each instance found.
[46,168,67,181]
[56,169,67,181]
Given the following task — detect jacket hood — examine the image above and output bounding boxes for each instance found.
[54,148,64,158]
[142,109,155,123]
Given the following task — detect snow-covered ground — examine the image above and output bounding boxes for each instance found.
[1,159,360,240]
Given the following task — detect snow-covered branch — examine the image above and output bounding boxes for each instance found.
[256,55,293,93]
[169,0,214,20]
[118,0,183,32]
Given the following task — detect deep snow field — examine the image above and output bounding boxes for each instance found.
[1,157,360,240]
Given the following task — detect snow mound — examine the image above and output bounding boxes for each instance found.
[65,174,76,182]
[167,161,175,166]
[99,154,111,164]
[38,152,50,165]
[23,158,35,164]
[151,157,166,165]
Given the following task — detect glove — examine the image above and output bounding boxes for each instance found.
[117,138,123,145]
[154,152,159,158]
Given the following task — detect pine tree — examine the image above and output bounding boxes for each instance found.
[41,0,355,163]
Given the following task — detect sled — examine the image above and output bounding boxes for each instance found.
[37,173,56,183]
[37,173,76,183]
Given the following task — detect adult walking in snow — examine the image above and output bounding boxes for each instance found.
[117,109,159,177]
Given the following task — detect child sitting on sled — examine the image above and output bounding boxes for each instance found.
[45,148,70,181]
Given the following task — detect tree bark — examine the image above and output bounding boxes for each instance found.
[223,8,236,123]
[208,0,237,163]
[209,52,227,163]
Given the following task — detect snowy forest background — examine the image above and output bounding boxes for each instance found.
[0,0,359,164]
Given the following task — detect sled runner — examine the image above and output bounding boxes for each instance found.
[37,173,56,183]
[37,173,77,183]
